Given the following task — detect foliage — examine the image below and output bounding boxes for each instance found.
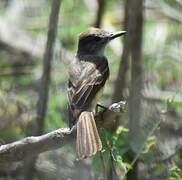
[169,166,182,180]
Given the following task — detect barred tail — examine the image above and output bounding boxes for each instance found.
[76,111,102,160]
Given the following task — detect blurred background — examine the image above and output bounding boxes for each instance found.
[0,0,182,179]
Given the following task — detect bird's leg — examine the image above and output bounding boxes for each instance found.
[96,104,108,113]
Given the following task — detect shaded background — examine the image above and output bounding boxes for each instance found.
[0,0,182,179]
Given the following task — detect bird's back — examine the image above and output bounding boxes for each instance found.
[67,55,109,128]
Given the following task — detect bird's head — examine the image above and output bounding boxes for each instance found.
[77,27,126,56]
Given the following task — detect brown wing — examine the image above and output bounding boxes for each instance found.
[68,56,109,114]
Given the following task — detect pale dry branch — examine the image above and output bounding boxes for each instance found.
[0,101,126,163]
[0,128,74,163]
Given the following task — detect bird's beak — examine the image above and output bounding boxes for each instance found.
[108,31,126,40]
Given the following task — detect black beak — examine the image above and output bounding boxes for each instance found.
[109,31,126,40]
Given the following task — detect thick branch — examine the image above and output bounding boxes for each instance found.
[0,128,74,163]
[0,101,126,163]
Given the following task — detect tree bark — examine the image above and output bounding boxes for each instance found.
[0,128,74,163]
[112,0,131,102]
[34,0,61,136]
[94,0,106,28]
[127,0,143,179]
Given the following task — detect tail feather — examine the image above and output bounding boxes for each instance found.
[76,118,83,159]
[76,111,102,160]
[85,116,93,156]
[89,114,102,151]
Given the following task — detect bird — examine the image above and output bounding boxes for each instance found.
[67,27,126,160]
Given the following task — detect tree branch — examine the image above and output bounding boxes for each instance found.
[35,0,61,136]
[146,0,182,23]
[0,18,74,65]
[0,101,126,163]
[94,0,105,28]
[0,128,74,163]
[112,0,131,102]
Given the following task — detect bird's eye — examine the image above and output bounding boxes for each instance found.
[94,37,101,42]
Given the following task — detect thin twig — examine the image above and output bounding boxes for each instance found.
[96,105,107,180]
[103,131,119,180]
[99,151,107,180]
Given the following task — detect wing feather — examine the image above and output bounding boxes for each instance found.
[68,56,109,112]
